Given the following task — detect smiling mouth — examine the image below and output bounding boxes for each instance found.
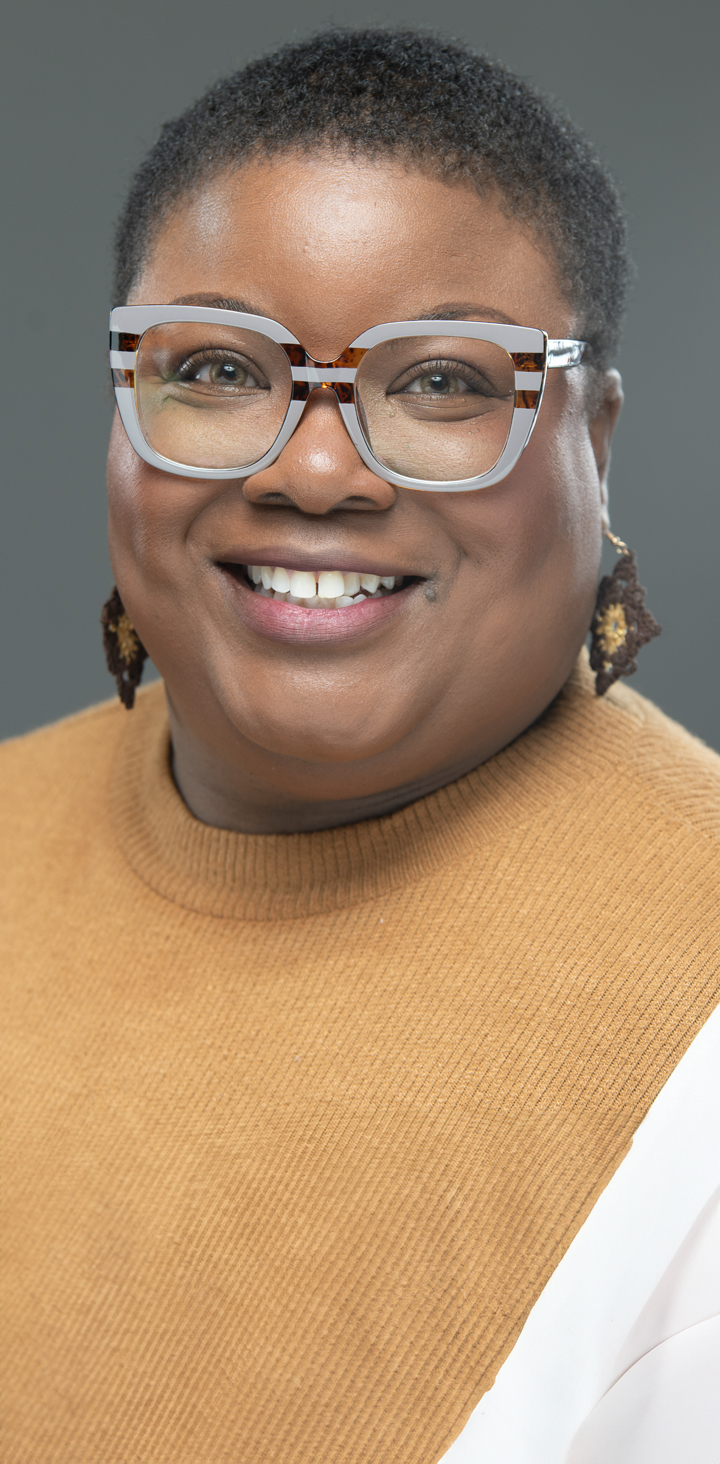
[227,564,408,609]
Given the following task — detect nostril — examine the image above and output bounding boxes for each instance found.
[245,487,392,516]
[251,491,299,507]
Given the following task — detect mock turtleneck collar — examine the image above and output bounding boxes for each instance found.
[110,652,615,921]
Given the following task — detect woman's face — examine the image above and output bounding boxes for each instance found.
[107,153,620,831]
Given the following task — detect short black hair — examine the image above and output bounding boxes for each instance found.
[114,28,630,371]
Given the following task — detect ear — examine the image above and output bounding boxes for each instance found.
[587,369,623,532]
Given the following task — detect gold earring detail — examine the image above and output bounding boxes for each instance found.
[101,587,148,709]
[590,531,661,697]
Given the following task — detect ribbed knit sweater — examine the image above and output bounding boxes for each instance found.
[2,653,720,1464]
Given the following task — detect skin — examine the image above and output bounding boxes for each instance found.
[107,153,623,834]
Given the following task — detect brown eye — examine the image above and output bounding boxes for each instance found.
[190,358,263,388]
[388,356,499,400]
[210,361,245,385]
[404,371,470,396]
[171,350,269,391]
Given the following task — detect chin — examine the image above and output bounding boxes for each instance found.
[224,696,412,768]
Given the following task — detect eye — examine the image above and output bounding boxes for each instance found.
[389,358,500,400]
[193,359,258,387]
[403,370,472,396]
[174,351,269,390]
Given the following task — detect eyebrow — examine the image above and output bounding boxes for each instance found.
[415,303,519,325]
[171,293,520,328]
[171,292,262,313]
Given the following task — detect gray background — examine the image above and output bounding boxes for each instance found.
[2,0,718,746]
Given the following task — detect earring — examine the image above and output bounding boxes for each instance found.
[101,587,148,709]
[590,531,661,697]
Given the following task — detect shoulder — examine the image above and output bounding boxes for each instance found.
[599,682,720,844]
[549,654,720,849]
[0,682,167,851]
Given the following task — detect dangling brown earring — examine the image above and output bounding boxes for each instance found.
[101,587,148,709]
[590,531,661,696]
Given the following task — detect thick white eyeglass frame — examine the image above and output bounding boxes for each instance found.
[110,305,587,493]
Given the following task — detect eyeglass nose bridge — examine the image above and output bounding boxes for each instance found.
[283,344,367,407]
[290,379,356,405]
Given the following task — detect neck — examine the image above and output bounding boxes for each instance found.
[168,715,494,834]
[164,669,567,836]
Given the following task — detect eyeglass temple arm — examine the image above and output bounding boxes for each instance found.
[546,339,587,368]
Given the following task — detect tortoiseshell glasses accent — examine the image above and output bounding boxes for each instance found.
[109,305,587,492]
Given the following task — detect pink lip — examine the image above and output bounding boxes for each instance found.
[220,568,417,645]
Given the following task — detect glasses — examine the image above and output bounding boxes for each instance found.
[110,305,587,493]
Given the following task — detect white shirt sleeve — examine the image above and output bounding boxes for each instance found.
[439,1004,720,1464]
[566,1189,720,1463]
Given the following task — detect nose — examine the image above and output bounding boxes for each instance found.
[241,387,397,515]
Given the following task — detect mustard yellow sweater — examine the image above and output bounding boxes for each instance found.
[2,654,720,1464]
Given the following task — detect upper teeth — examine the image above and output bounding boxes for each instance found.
[245,566,402,607]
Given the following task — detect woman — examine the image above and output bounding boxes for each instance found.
[2,29,719,1464]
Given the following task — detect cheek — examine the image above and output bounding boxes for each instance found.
[508,388,603,593]
[107,413,202,590]
[107,413,157,577]
[546,420,604,614]
[106,412,207,652]
[548,397,604,534]
[435,392,602,644]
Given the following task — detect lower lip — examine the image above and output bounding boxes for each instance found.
[221,571,416,644]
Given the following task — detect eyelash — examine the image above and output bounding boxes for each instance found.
[394,358,493,394]
[171,349,263,383]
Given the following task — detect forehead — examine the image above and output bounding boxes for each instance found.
[133,153,573,358]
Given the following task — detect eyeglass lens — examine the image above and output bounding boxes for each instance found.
[134,323,517,481]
